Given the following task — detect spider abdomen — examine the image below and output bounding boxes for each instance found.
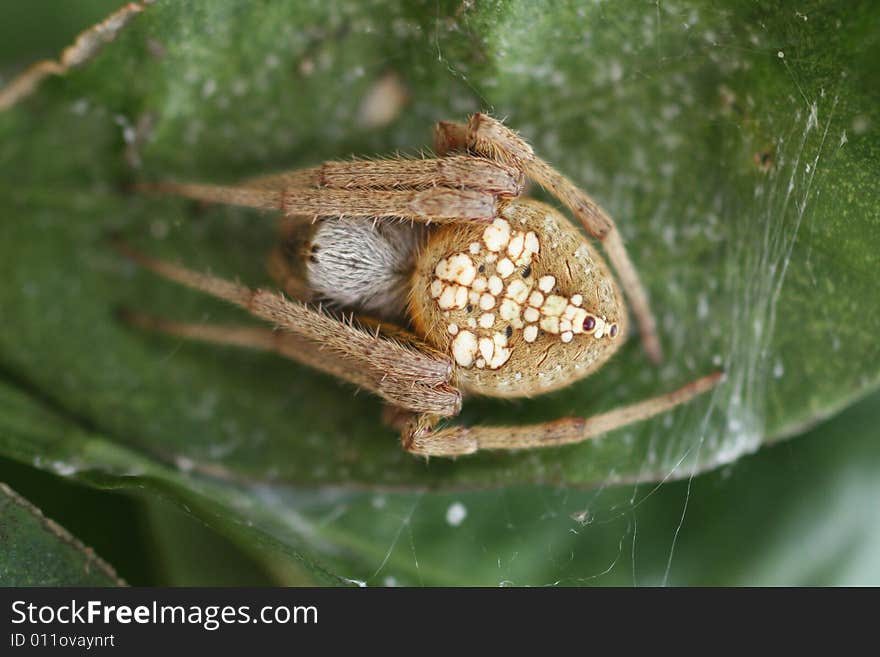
[409,199,626,398]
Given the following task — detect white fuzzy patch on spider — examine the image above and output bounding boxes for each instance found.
[506,279,530,304]
[474,331,511,369]
[308,217,424,320]
[496,257,515,278]
[540,316,560,333]
[507,233,524,260]
[498,298,521,322]
[523,232,540,258]
[435,253,476,286]
[479,293,496,310]
[482,218,511,252]
[541,295,567,317]
[430,279,443,298]
[538,275,556,293]
[452,330,478,367]
[437,284,466,310]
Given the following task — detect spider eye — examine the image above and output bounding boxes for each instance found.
[583,316,596,332]
[609,324,618,337]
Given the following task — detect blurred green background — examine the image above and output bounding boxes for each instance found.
[1,1,878,586]
[0,0,287,586]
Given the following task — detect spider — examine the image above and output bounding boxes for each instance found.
[119,113,721,457]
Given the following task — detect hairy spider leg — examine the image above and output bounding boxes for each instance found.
[116,242,462,416]
[138,155,525,224]
[402,371,723,456]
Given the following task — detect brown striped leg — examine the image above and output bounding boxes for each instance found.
[402,371,722,456]
[242,155,522,196]
[138,155,524,224]
[116,243,461,416]
[138,182,499,223]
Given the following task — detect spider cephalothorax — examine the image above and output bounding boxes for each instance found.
[122,113,720,457]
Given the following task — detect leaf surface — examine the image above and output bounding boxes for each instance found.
[0,0,878,583]
[0,482,123,586]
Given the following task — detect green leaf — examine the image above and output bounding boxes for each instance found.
[277,387,880,586]
[0,0,878,583]
[140,496,303,585]
[0,482,123,586]
[0,381,343,585]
